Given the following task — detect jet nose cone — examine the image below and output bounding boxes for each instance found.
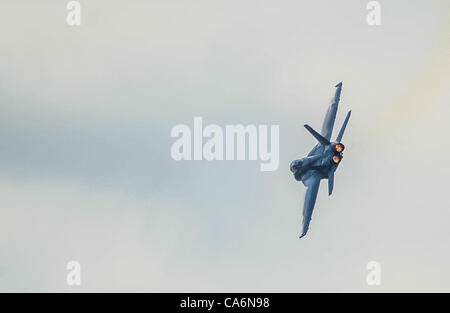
[290,160,302,172]
[290,161,297,172]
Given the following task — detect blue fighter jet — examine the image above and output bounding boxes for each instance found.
[290,82,351,238]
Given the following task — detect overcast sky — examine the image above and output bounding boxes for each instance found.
[0,0,449,292]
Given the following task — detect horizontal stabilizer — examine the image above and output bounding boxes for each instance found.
[304,124,331,146]
[328,169,335,196]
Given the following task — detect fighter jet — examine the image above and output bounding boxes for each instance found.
[290,82,351,238]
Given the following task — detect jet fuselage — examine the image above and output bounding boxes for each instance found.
[290,142,344,184]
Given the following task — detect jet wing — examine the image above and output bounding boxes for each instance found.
[307,82,342,157]
[321,82,342,141]
[299,172,321,238]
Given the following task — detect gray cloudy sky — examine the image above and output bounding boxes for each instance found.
[0,0,449,292]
